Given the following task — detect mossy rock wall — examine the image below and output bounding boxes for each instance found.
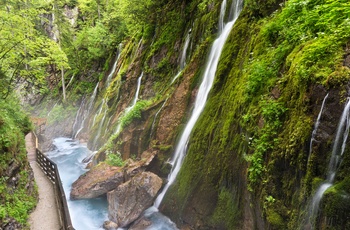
[158,0,350,229]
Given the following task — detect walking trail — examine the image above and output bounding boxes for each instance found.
[26,133,61,230]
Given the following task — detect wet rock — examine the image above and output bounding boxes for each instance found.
[103,220,119,230]
[107,172,162,228]
[70,162,124,199]
[128,217,152,230]
[128,207,179,230]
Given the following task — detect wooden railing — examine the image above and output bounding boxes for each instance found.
[32,132,75,230]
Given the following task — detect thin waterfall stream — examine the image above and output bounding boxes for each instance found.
[114,72,143,135]
[307,93,329,163]
[154,0,243,208]
[171,29,191,84]
[305,98,350,229]
[74,82,99,139]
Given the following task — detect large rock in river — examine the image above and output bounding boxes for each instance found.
[107,172,162,228]
[70,162,124,199]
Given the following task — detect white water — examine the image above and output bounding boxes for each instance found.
[154,0,243,208]
[47,102,58,117]
[115,72,143,134]
[106,45,122,86]
[306,98,350,229]
[93,98,106,128]
[74,83,100,138]
[93,107,107,149]
[47,137,108,229]
[72,98,86,136]
[308,93,329,163]
[171,29,191,84]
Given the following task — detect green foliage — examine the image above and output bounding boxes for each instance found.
[0,96,37,227]
[245,59,276,98]
[0,0,73,99]
[119,100,152,129]
[247,99,287,187]
[105,151,125,167]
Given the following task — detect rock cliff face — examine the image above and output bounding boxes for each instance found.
[34,0,350,229]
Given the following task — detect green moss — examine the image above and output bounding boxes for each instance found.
[211,188,239,229]
[266,210,285,228]
[0,96,37,227]
[320,180,350,229]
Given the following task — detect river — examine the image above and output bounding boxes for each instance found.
[47,137,108,230]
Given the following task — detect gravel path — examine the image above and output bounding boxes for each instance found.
[26,133,61,230]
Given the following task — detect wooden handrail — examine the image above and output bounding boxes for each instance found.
[32,132,75,230]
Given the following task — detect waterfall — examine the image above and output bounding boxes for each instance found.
[219,0,227,32]
[72,97,86,137]
[74,83,100,139]
[47,102,58,117]
[92,99,108,150]
[308,93,329,163]
[150,98,168,138]
[305,98,350,229]
[115,72,143,134]
[154,0,243,208]
[171,29,191,84]
[128,72,143,111]
[106,45,122,86]
[92,98,106,128]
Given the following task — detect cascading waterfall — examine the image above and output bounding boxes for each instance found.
[115,72,143,134]
[171,29,191,84]
[72,97,87,137]
[305,98,350,229]
[308,93,329,163]
[92,98,106,128]
[106,44,122,86]
[74,83,99,138]
[154,0,243,208]
[92,99,108,150]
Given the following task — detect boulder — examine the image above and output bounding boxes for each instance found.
[107,172,163,228]
[70,162,124,199]
[103,221,119,230]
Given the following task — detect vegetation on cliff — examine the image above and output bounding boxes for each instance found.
[3,0,350,229]
[163,0,350,229]
[0,96,37,228]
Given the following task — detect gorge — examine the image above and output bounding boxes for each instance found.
[1,0,350,229]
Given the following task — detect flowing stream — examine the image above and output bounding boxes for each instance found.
[305,98,350,229]
[47,137,108,229]
[154,0,243,208]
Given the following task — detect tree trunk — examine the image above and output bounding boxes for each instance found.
[61,66,66,101]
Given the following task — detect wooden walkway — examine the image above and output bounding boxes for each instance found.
[26,133,61,230]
